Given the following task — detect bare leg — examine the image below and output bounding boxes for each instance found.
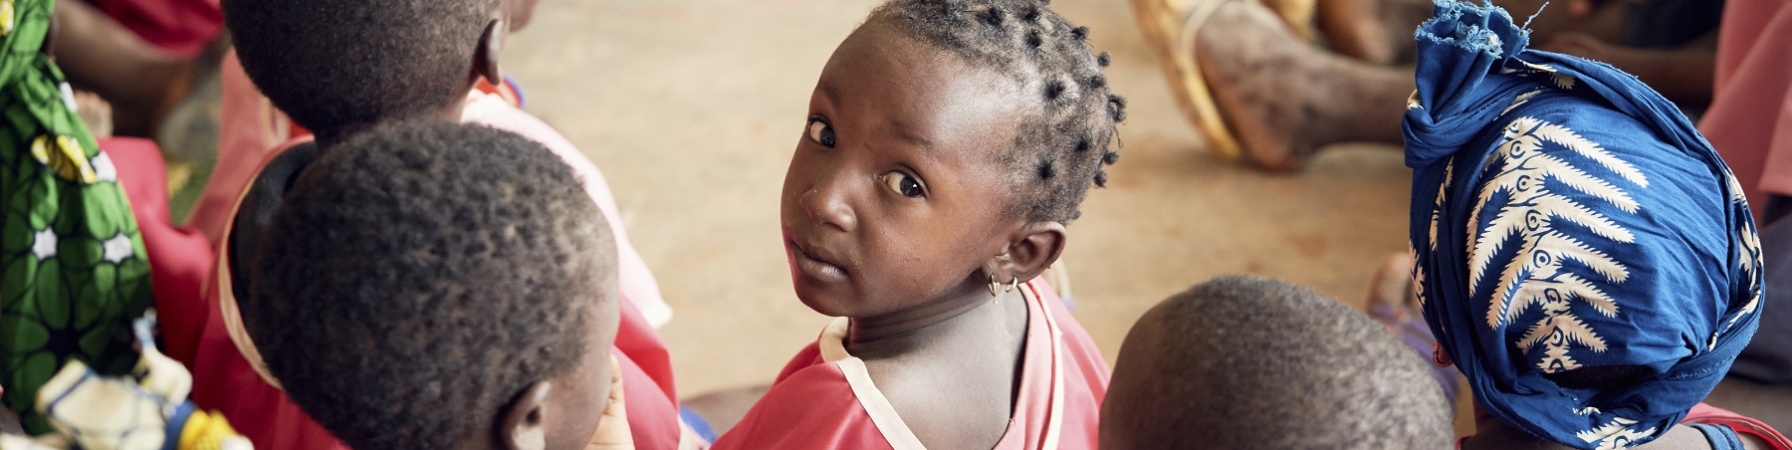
[1197,1,1413,170]
[1536,31,1717,106]
[48,0,194,137]
[1316,0,1433,65]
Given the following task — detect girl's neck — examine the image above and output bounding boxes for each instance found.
[844,286,1026,359]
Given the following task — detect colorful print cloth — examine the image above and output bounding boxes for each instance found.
[1,0,153,435]
[1403,1,1764,449]
[0,317,250,450]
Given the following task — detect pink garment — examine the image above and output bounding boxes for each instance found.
[712,279,1109,449]
[1685,403,1792,449]
[1701,0,1792,213]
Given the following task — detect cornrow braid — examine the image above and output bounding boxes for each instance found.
[873,0,1126,223]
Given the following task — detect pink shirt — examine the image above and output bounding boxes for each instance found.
[1701,0,1792,213]
[712,279,1109,450]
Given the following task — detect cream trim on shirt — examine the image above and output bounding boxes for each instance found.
[818,318,928,450]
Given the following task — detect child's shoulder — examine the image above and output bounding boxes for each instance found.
[711,344,892,449]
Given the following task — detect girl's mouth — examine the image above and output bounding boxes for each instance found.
[788,239,849,282]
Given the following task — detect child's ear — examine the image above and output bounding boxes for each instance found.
[473,18,505,86]
[499,382,551,450]
[990,222,1067,284]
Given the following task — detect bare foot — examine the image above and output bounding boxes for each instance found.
[1363,252,1419,327]
[1317,0,1433,65]
[1196,1,1409,170]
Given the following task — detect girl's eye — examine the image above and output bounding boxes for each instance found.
[807,118,836,148]
[880,172,925,198]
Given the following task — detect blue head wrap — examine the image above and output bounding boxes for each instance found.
[1402,1,1765,448]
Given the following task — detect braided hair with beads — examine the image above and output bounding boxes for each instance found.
[871,0,1126,223]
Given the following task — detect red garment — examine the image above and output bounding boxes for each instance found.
[102,137,212,365]
[87,0,222,57]
[1702,0,1792,214]
[712,279,1109,449]
[1685,403,1792,449]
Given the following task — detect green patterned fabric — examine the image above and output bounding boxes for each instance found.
[0,0,153,435]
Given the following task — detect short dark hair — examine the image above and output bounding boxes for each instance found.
[1103,276,1453,449]
[870,0,1125,223]
[222,0,497,136]
[249,122,614,450]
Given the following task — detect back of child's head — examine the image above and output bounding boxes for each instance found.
[223,0,497,136]
[248,122,617,449]
[868,0,1125,222]
[1101,276,1453,449]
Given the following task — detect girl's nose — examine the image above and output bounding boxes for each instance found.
[802,181,857,232]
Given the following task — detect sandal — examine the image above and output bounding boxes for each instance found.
[1127,0,1244,160]
[1128,0,1317,161]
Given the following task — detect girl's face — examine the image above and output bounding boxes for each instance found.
[780,21,1032,319]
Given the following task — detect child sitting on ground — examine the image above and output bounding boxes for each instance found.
[710,0,1123,447]
[248,122,625,450]
[162,0,687,447]
[1404,1,1790,448]
[1100,276,1455,449]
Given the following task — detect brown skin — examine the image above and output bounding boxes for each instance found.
[47,0,193,137]
[781,19,1065,448]
[1534,31,1717,105]
[488,288,620,450]
[1098,306,1175,450]
[506,0,541,32]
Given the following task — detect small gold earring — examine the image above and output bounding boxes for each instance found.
[988,275,1002,297]
[1005,276,1020,293]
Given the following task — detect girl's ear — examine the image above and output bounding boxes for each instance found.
[991,222,1067,284]
[473,18,505,86]
[499,382,551,450]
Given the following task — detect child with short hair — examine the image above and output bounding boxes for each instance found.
[710,1,1123,447]
[1404,1,1790,448]
[165,0,687,447]
[1101,276,1455,450]
[248,122,621,450]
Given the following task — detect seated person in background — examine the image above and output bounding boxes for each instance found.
[1404,2,1789,448]
[1101,275,1455,449]
[1124,0,1720,171]
[159,0,687,447]
[710,0,1124,447]
[248,122,626,450]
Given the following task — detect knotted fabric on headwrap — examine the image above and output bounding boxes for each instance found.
[1403,1,1765,449]
[1,0,154,436]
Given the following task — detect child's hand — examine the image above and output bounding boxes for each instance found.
[584,355,633,450]
[72,90,112,138]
